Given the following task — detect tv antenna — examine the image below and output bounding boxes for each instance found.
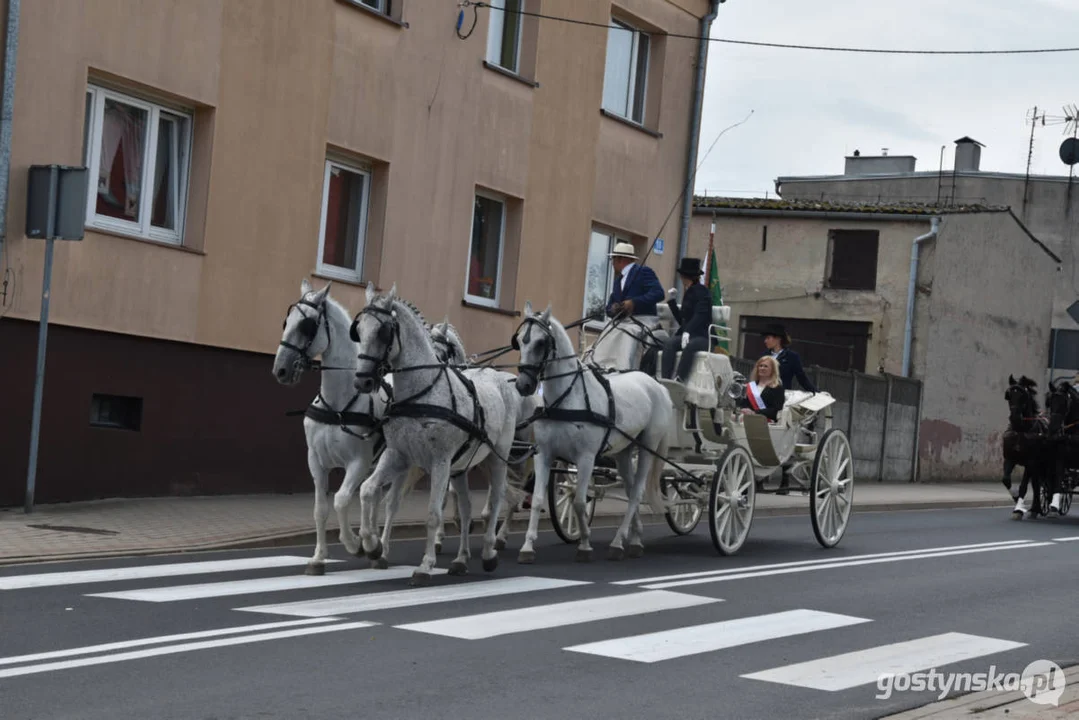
[1024,105,1079,211]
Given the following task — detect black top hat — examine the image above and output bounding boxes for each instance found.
[762,323,790,343]
[676,257,703,277]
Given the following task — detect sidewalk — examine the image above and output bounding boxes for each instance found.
[881,664,1079,719]
[0,481,1016,566]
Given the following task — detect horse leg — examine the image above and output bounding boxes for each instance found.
[481,455,509,573]
[333,450,372,558]
[518,451,551,564]
[413,459,452,585]
[306,451,332,576]
[447,472,472,575]
[374,465,420,569]
[358,449,408,559]
[608,448,642,560]
[570,454,597,562]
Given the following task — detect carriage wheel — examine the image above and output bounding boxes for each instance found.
[1060,490,1072,516]
[1037,480,1052,517]
[709,446,756,556]
[661,474,704,535]
[810,429,854,549]
[547,461,597,544]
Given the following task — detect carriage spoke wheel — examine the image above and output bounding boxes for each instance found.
[1060,490,1072,516]
[709,446,756,556]
[547,461,597,544]
[810,429,855,549]
[661,474,704,535]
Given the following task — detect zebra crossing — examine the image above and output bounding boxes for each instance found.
[0,550,1036,692]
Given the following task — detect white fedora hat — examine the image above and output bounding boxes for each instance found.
[609,241,638,259]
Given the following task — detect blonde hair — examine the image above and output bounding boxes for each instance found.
[751,356,781,389]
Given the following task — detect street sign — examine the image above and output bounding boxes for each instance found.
[654,238,664,255]
[24,165,88,513]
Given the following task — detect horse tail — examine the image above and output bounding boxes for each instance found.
[643,432,670,515]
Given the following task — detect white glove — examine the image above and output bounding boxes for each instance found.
[667,287,677,300]
[681,332,689,349]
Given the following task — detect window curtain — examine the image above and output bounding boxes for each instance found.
[98,102,145,218]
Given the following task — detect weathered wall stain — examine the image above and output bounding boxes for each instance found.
[919,419,963,467]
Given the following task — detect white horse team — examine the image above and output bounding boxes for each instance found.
[274,279,669,585]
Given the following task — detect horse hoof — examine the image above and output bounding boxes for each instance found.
[365,540,384,561]
[482,556,498,572]
[410,572,432,587]
[448,561,468,576]
[350,546,365,558]
[517,550,535,564]
[607,545,625,561]
[627,544,644,559]
[371,557,389,570]
[575,549,592,563]
[495,538,507,552]
[435,542,443,555]
[305,563,325,576]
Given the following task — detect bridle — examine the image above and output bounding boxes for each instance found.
[349,303,399,384]
[1048,383,1079,436]
[279,297,330,370]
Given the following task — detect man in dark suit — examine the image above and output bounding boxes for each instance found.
[762,323,817,392]
[606,241,664,319]
[660,257,712,382]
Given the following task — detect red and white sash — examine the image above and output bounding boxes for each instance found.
[747,381,765,411]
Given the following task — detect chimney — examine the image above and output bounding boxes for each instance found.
[954,136,984,172]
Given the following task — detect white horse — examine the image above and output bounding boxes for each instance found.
[272,280,466,573]
[351,284,525,584]
[511,302,673,563]
[586,313,666,371]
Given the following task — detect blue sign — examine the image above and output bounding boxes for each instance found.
[654,238,664,255]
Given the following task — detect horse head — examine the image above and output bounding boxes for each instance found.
[1047,380,1079,436]
[513,301,555,397]
[350,282,401,394]
[431,318,466,365]
[1005,374,1040,430]
[273,279,332,386]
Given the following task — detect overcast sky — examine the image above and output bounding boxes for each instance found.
[693,0,1079,198]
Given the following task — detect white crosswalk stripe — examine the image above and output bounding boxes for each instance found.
[0,556,1033,688]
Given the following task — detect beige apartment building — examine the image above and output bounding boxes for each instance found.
[0,0,718,505]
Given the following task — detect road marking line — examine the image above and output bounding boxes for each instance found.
[640,542,1055,589]
[86,567,446,602]
[395,590,718,639]
[613,540,1036,586]
[0,621,375,680]
[564,609,871,663]
[0,556,336,590]
[1052,536,1079,542]
[0,618,339,667]
[235,576,591,618]
[741,632,1027,691]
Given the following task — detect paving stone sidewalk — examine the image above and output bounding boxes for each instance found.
[0,482,1015,566]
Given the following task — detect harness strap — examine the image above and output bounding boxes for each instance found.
[386,402,490,464]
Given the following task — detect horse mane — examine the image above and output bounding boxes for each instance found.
[390,295,429,331]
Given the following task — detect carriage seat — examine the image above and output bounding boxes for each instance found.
[656,304,731,334]
[654,350,734,409]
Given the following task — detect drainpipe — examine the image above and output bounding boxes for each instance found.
[901,216,940,377]
[0,0,21,279]
[675,0,721,289]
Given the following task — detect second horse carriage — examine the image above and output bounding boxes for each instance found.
[531,300,856,556]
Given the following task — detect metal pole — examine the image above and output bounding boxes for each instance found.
[847,371,858,438]
[0,0,21,277]
[878,375,893,483]
[24,235,54,513]
[911,378,924,483]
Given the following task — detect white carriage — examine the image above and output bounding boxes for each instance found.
[545,304,855,555]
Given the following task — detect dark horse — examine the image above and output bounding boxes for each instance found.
[1044,379,1079,515]
[1002,374,1049,518]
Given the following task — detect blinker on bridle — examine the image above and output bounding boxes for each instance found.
[512,316,554,380]
[279,297,329,367]
[350,303,398,381]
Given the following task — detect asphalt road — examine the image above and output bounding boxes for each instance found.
[1,506,1077,720]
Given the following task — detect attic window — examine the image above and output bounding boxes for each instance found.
[825,229,879,291]
[90,394,143,431]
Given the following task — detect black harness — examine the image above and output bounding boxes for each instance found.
[349,303,503,466]
[513,316,617,454]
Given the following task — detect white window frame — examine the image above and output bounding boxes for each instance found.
[464,190,507,309]
[358,0,390,14]
[315,159,372,283]
[602,18,650,124]
[583,228,631,330]
[83,84,192,245]
[485,0,524,73]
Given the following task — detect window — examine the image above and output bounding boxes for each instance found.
[583,228,631,322]
[358,0,391,13]
[83,85,192,245]
[316,160,371,282]
[486,0,523,73]
[602,18,650,124]
[90,394,143,431]
[465,192,506,307]
[825,229,879,291]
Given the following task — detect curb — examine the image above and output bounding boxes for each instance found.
[0,499,1015,567]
